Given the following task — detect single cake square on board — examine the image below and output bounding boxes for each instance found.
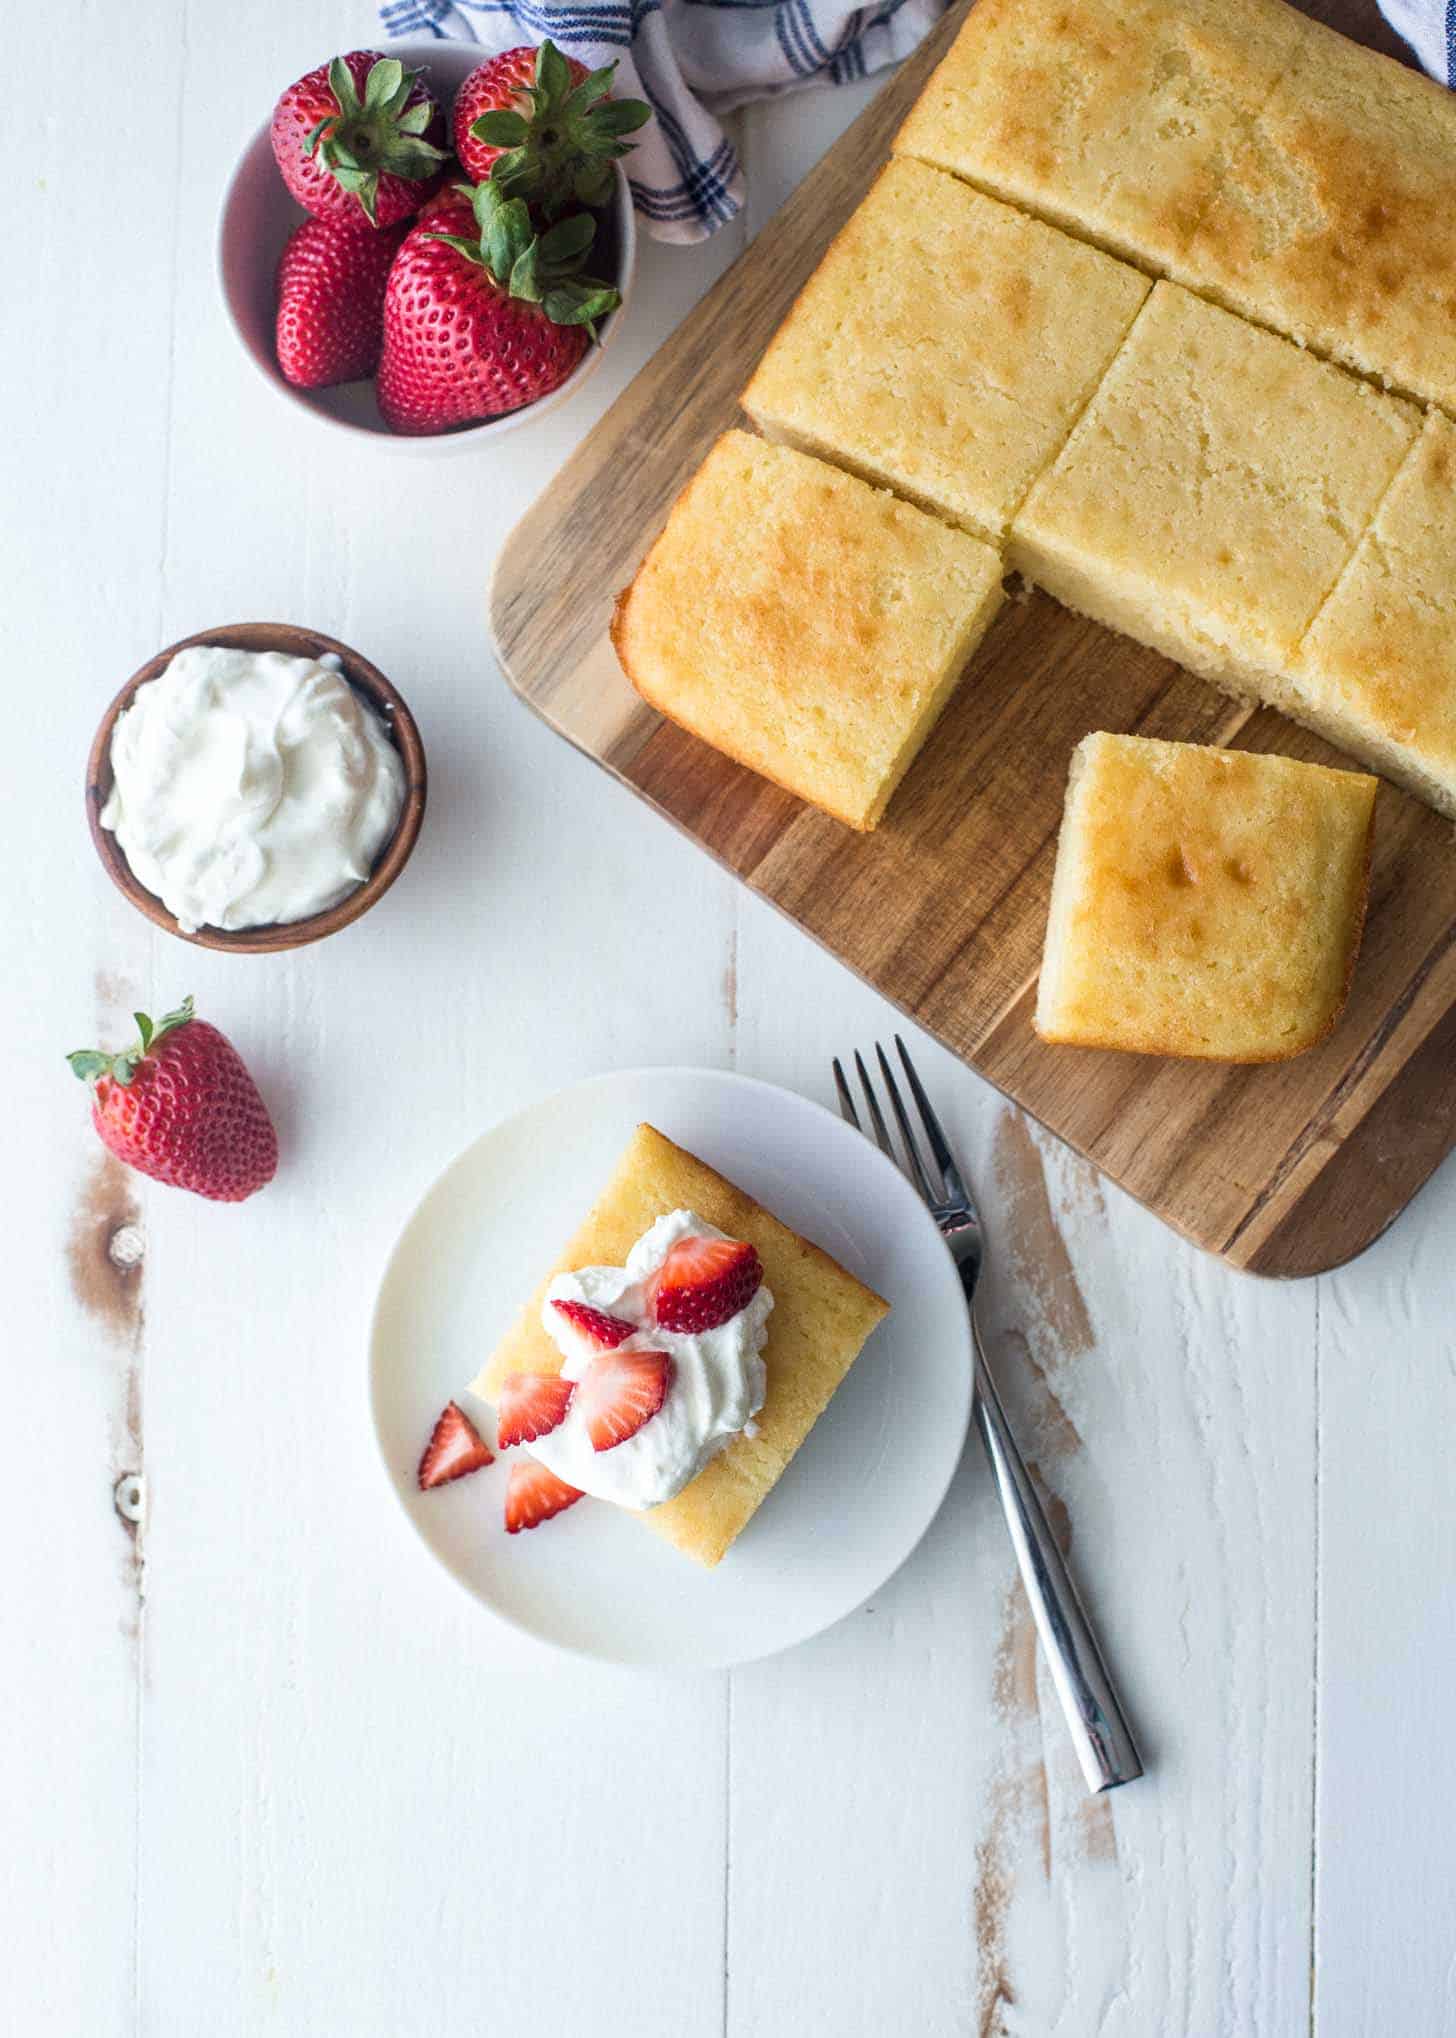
[1035,733,1377,1062]
[610,430,1004,831]
[741,156,1150,543]
[473,1124,891,1567]
[1010,283,1419,696]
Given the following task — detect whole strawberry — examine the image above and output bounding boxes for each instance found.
[271,52,447,230]
[276,217,403,387]
[376,184,619,434]
[68,998,278,1204]
[454,40,650,212]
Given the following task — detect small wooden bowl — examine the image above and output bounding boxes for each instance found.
[86,622,427,954]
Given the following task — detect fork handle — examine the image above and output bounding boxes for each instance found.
[972,1324,1143,1793]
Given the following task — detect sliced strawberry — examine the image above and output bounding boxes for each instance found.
[497,1371,575,1449]
[576,1350,673,1453]
[649,1236,762,1334]
[550,1298,636,1349]
[417,1400,494,1491]
[504,1459,584,1533]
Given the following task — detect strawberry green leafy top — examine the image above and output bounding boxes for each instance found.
[469,41,650,215]
[307,56,448,225]
[427,181,622,334]
[68,997,195,1088]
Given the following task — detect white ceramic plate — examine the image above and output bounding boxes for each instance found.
[369,1067,972,1668]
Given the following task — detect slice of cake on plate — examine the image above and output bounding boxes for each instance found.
[611,429,1004,831]
[1036,732,1377,1061]
[473,1123,890,1567]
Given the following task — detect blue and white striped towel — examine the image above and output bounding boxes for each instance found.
[378,0,1455,243]
[378,0,951,240]
[1380,0,1455,85]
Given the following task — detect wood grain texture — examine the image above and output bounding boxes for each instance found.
[490,0,1454,1278]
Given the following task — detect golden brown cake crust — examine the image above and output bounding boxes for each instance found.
[610,430,1004,832]
[473,1125,890,1567]
[1187,14,1456,411]
[893,0,1303,275]
[1035,734,1377,1063]
[893,0,1456,411]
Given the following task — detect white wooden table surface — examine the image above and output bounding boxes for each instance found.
[8,6,1456,2032]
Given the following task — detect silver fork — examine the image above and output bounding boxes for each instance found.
[834,1037,1143,1794]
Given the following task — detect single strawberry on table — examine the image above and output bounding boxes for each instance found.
[276,217,403,387]
[271,52,447,229]
[67,996,277,1203]
[453,39,650,212]
[376,181,621,433]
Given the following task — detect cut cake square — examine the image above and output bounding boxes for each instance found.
[892,0,1303,278]
[741,156,1150,543]
[1010,283,1420,695]
[1035,732,1377,1061]
[1290,415,1456,819]
[611,430,1004,831]
[473,1125,890,1568]
[1184,13,1456,413]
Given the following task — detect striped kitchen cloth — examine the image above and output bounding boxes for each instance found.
[1380,0,1455,84]
[377,0,951,241]
[378,0,1454,243]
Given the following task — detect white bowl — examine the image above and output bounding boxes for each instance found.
[216,39,637,451]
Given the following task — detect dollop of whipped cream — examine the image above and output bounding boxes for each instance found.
[100,644,405,934]
[523,1210,773,1510]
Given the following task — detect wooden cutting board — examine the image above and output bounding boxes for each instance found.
[491,0,1456,1278]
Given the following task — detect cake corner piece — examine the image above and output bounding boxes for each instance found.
[892,0,1305,276]
[610,429,1004,832]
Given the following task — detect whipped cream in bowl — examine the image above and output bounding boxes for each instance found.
[521,1210,774,1511]
[88,627,425,952]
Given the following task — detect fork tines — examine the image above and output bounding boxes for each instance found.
[833,1036,970,1218]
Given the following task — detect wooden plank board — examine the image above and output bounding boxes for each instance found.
[490,0,1454,1278]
